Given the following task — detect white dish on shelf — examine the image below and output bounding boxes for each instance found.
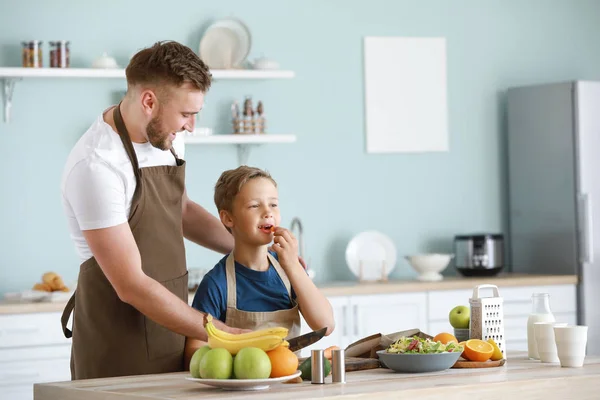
[3,290,50,303]
[185,371,301,391]
[345,231,397,281]
[3,287,75,304]
[199,17,251,69]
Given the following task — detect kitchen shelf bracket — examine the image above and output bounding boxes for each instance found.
[237,144,252,165]
[2,78,20,123]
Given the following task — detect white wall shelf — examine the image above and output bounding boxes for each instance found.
[183,134,296,164]
[0,67,295,122]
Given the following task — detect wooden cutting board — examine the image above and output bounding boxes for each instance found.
[298,357,381,372]
[451,358,506,369]
[345,357,381,371]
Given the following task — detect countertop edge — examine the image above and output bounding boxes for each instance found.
[0,274,578,315]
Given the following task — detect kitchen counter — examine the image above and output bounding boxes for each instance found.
[33,353,600,400]
[0,273,577,315]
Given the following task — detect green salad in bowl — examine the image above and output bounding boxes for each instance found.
[385,336,464,354]
[377,336,464,373]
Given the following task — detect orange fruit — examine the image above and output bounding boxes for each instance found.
[433,332,458,344]
[463,339,493,362]
[266,345,299,378]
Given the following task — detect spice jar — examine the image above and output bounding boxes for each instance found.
[49,41,70,68]
[21,41,43,68]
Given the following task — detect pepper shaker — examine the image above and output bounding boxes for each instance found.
[331,349,346,383]
[311,349,325,384]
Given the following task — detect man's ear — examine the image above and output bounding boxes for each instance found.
[219,210,234,230]
[140,89,158,116]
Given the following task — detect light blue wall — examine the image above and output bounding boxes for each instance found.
[1,0,600,294]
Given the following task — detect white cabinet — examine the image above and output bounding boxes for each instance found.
[350,292,427,340]
[299,296,351,357]
[299,283,577,358]
[0,312,71,400]
[426,284,577,352]
[299,292,427,357]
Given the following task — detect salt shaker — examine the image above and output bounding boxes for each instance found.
[311,349,325,384]
[331,349,346,383]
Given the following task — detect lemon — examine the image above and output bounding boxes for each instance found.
[487,338,504,361]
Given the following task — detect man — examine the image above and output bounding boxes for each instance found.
[60,41,241,380]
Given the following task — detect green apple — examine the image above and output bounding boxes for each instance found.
[189,345,211,378]
[199,348,233,379]
[449,305,470,329]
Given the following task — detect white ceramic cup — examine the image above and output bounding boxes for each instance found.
[554,325,588,367]
[534,322,567,363]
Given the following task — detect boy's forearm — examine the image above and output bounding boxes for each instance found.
[285,262,335,336]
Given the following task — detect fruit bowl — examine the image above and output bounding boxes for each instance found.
[405,254,454,281]
[376,350,462,373]
[186,371,301,391]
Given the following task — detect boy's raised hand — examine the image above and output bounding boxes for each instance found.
[271,227,303,271]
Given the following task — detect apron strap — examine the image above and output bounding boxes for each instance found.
[113,104,143,211]
[267,253,293,301]
[225,252,294,309]
[225,253,237,309]
[170,147,184,166]
[61,291,76,338]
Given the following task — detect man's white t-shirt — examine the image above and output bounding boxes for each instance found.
[61,109,185,263]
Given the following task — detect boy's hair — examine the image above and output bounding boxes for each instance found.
[214,166,277,213]
[125,41,212,95]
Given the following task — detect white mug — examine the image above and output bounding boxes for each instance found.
[554,325,588,367]
[534,322,567,363]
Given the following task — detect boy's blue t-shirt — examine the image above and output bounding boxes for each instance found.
[191,251,297,323]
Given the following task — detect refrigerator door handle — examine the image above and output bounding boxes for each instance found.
[578,193,594,264]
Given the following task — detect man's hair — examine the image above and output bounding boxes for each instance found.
[214,166,277,213]
[125,41,212,93]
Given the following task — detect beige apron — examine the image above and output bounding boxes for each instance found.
[224,252,301,339]
[60,104,188,380]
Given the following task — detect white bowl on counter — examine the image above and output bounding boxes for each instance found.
[405,254,454,282]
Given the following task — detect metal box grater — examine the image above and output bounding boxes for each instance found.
[469,284,506,358]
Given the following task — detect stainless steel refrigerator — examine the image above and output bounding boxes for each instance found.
[507,81,600,355]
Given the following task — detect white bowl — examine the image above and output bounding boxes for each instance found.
[405,254,454,281]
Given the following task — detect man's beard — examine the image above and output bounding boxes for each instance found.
[146,114,172,151]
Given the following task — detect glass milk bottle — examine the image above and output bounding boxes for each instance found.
[527,293,555,360]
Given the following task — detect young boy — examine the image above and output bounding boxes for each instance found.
[185,166,334,365]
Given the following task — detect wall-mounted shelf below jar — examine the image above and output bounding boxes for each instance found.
[0,67,295,123]
[182,133,297,165]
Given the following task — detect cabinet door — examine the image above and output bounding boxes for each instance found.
[427,284,577,350]
[298,296,350,358]
[350,293,428,342]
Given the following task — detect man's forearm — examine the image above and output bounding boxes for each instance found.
[182,200,233,254]
[121,275,241,341]
[122,275,209,340]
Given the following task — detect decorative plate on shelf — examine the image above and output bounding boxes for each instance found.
[185,371,301,391]
[199,17,252,69]
[345,231,397,281]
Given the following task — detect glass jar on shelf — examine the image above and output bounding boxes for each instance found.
[21,40,43,68]
[49,41,70,68]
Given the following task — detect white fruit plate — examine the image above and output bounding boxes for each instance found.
[185,370,301,391]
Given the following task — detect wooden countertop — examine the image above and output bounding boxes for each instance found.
[1,273,577,315]
[33,353,600,400]
[315,273,578,296]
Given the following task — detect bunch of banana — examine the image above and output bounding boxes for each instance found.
[204,314,289,355]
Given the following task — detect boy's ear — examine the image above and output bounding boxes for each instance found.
[219,209,234,230]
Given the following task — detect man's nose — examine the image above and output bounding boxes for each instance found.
[183,116,196,133]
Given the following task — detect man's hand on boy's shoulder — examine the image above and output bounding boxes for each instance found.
[272,227,304,271]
